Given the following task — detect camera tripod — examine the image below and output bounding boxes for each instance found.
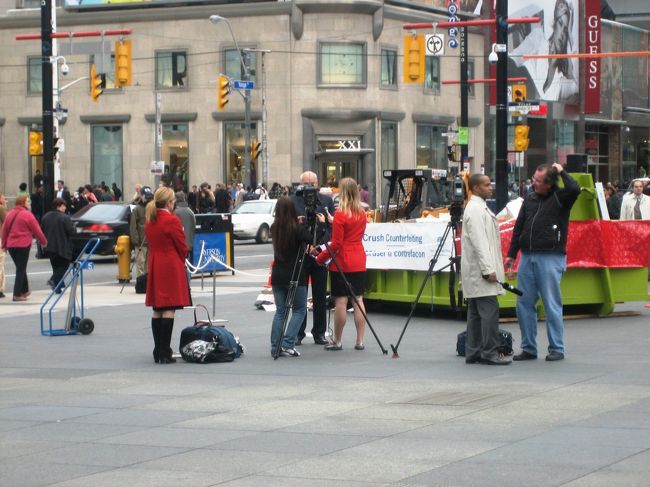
[390,206,463,358]
[323,240,388,355]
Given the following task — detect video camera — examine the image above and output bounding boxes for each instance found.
[296,184,319,230]
[449,175,465,223]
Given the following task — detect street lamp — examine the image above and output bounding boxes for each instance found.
[209,14,253,187]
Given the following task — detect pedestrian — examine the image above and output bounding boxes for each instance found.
[359,184,371,208]
[269,196,315,357]
[174,191,195,258]
[505,162,580,362]
[292,170,336,346]
[620,180,650,220]
[55,180,73,213]
[214,183,232,213]
[111,183,122,201]
[30,186,45,222]
[188,184,199,213]
[71,186,89,214]
[145,187,192,364]
[40,198,74,292]
[268,182,282,200]
[130,186,153,278]
[316,177,367,351]
[0,192,7,298]
[131,183,143,204]
[1,194,47,301]
[235,183,246,207]
[33,169,44,190]
[84,185,98,204]
[17,182,30,200]
[255,183,269,200]
[605,184,621,220]
[461,174,510,365]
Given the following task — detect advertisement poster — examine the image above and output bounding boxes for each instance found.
[364,222,454,272]
[508,0,580,104]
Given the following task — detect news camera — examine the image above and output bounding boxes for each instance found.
[449,174,466,224]
[296,184,319,230]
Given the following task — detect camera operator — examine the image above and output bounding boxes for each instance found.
[292,171,336,345]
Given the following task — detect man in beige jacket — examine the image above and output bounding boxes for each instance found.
[460,174,510,365]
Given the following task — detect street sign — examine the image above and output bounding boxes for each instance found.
[234,80,255,90]
[425,34,444,56]
[508,101,540,114]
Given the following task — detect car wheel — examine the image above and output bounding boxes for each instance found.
[256,224,270,244]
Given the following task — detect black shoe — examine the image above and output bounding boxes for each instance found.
[313,335,329,345]
[295,338,302,346]
[513,351,537,361]
[481,357,512,365]
[465,355,481,364]
[546,351,564,361]
[47,279,54,288]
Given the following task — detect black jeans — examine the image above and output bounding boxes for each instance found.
[298,259,328,340]
[8,247,30,297]
[49,254,71,288]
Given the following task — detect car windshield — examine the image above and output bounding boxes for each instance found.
[233,202,274,214]
[75,204,127,221]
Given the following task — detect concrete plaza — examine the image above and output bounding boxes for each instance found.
[1,272,649,487]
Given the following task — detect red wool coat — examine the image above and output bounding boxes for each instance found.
[316,210,367,272]
[145,209,191,308]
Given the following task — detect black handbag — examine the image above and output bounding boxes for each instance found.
[179,305,244,363]
[456,329,514,357]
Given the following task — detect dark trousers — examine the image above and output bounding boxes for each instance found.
[465,295,500,361]
[298,259,328,340]
[49,254,71,287]
[8,247,30,297]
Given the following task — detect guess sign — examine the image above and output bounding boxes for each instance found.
[585,0,601,114]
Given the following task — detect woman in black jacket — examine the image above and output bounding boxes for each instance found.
[269,196,315,357]
[40,198,75,291]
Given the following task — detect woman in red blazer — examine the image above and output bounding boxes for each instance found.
[145,187,191,363]
[316,178,367,351]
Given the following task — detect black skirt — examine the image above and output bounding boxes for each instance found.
[329,270,366,297]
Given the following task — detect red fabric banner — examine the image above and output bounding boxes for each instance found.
[499,220,650,270]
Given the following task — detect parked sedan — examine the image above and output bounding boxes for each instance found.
[71,202,132,256]
[231,199,276,243]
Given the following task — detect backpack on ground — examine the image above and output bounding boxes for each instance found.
[456,329,513,357]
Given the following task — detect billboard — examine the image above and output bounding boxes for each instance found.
[508,0,580,104]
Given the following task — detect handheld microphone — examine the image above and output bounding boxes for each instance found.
[482,275,523,296]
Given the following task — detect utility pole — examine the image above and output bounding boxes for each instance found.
[154,92,162,188]
[460,25,469,166]
[241,50,253,188]
[40,0,54,207]
[260,50,269,186]
[495,0,509,212]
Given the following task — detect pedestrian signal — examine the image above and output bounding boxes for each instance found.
[514,125,530,152]
[114,40,132,87]
[29,131,43,156]
[512,84,527,103]
[403,35,425,83]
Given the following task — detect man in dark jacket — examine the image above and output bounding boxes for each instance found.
[292,171,336,345]
[505,163,580,362]
[41,198,75,291]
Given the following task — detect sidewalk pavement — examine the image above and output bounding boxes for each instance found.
[1,270,649,487]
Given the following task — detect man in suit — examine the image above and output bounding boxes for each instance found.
[292,171,336,345]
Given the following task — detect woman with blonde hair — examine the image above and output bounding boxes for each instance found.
[1,194,47,301]
[144,187,191,363]
[316,177,367,350]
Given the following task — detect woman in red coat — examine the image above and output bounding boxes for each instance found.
[145,187,191,364]
[316,178,367,351]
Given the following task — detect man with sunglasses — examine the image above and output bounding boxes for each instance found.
[505,162,580,362]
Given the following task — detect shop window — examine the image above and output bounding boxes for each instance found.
[424,57,440,94]
[380,48,397,88]
[553,120,576,165]
[224,122,259,186]
[225,49,257,84]
[91,125,123,189]
[155,50,187,89]
[416,124,447,169]
[161,123,189,191]
[27,56,42,94]
[381,122,397,172]
[319,42,366,86]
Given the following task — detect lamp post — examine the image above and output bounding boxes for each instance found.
[209,15,253,187]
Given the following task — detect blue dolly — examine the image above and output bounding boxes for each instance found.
[40,238,100,336]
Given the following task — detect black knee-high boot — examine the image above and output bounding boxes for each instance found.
[151,317,163,363]
[159,318,176,364]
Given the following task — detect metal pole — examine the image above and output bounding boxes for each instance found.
[40,0,54,208]
[261,50,268,186]
[495,0,509,213]
[155,92,162,188]
[242,50,252,188]
[460,26,469,166]
[51,2,60,186]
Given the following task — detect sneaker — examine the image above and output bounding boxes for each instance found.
[281,347,301,357]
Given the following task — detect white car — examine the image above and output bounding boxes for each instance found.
[231,199,276,243]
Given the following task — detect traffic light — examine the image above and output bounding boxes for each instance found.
[90,64,105,102]
[52,137,60,159]
[217,74,230,110]
[512,84,527,103]
[251,140,261,161]
[114,40,132,87]
[29,131,43,156]
[403,35,425,83]
[514,124,530,152]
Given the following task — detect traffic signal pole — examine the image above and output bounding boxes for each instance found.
[495,0,509,213]
[40,0,55,207]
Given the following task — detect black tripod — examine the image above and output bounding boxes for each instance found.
[272,223,318,360]
[390,205,463,358]
[323,241,388,355]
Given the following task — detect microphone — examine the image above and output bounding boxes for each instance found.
[483,275,523,296]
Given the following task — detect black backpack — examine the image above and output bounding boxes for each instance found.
[456,329,514,357]
[179,306,244,363]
